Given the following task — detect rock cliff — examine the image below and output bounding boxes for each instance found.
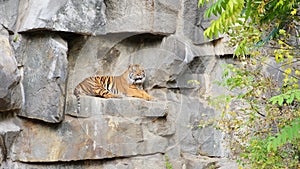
[0,0,237,168]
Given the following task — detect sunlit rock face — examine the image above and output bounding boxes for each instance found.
[0,0,238,168]
[17,34,68,123]
[0,26,22,112]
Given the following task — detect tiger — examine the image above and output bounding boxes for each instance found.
[74,64,153,113]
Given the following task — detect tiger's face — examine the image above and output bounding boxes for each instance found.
[128,64,146,84]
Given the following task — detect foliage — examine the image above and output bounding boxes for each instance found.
[199,0,300,168]
[269,89,300,106]
[267,117,300,151]
[165,155,173,169]
[241,135,300,169]
[240,118,300,169]
[13,34,19,42]
[198,0,244,39]
[198,0,299,43]
[211,61,300,168]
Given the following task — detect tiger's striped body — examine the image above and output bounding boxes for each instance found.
[74,64,153,113]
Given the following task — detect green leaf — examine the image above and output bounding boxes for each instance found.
[295,90,300,100]
[269,96,278,105]
[221,0,227,9]
[267,118,300,151]
[286,93,294,104]
[198,0,204,8]
[223,69,229,78]
[205,8,212,18]
[269,89,300,106]
[278,96,284,106]
[216,1,223,15]
[286,126,294,140]
[228,0,234,12]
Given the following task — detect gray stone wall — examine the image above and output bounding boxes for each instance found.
[0,0,237,168]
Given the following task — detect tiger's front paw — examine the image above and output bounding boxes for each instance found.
[144,95,154,101]
[105,93,122,98]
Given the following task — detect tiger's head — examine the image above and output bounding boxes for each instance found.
[127,64,146,84]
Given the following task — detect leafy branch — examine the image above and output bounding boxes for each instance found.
[269,89,300,106]
[198,0,244,39]
[200,0,300,168]
[267,118,300,152]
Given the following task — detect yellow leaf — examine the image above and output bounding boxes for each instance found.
[275,53,283,63]
[257,89,261,95]
[187,80,200,85]
[278,40,284,45]
[228,111,237,117]
[292,84,299,89]
[279,29,286,35]
[291,8,297,15]
[225,104,230,110]
[284,68,292,74]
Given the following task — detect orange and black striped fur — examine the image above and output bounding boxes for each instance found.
[74,64,153,113]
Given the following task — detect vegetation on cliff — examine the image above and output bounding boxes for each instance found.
[199,0,300,168]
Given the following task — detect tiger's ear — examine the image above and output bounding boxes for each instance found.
[128,64,133,69]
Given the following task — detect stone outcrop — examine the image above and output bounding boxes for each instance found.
[0,0,237,169]
[0,119,21,164]
[0,0,19,32]
[16,0,106,35]
[0,26,22,112]
[18,34,68,123]
[13,96,170,162]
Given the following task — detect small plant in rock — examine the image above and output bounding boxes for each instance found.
[165,155,173,169]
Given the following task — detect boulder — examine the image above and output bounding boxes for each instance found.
[18,34,68,123]
[0,26,22,112]
[166,94,226,157]
[101,153,166,169]
[71,95,168,118]
[16,0,106,35]
[16,0,178,35]
[12,98,170,162]
[0,120,21,163]
[0,0,19,32]
[3,154,166,169]
[105,0,178,34]
[181,153,238,169]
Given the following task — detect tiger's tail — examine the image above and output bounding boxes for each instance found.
[76,95,81,114]
[74,88,81,114]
